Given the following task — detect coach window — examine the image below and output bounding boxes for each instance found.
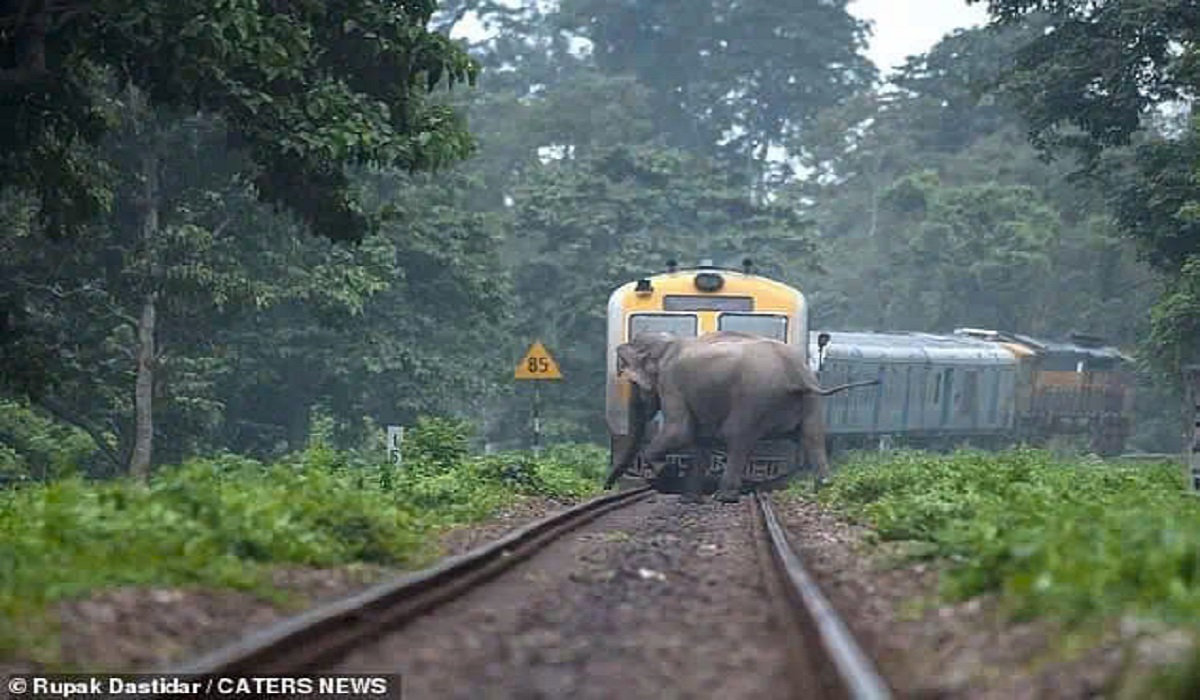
[629,313,698,339]
[718,313,788,341]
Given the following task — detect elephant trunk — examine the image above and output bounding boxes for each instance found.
[605,436,637,488]
[604,389,658,488]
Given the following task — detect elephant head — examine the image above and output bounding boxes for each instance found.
[603,332,679,489]
[615,331,678,392]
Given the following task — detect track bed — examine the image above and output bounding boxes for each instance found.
[332,494,795,699]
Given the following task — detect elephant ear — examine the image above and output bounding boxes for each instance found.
[617,343,656,391]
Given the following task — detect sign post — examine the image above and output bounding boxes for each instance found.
[1185,365,1200,492]
[515,341,563,454]
[386,426,404,466]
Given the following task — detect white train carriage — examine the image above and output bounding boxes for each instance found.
[811,331,1020,448]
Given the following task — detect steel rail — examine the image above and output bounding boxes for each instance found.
[754,491,893,700]
[142,485,654,688]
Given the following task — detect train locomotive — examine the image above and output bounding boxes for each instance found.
[605,261,1136,493]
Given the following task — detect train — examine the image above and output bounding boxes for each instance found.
[605,260,1136,492]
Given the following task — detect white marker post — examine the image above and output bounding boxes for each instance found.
[1185,365,1200,492]
[386,425,404,467]
[514,341,563,454]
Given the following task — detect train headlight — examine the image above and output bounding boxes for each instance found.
[694,272,724,292]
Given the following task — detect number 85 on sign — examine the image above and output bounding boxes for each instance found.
[515,342,563,380]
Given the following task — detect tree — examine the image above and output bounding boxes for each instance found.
[214,169,512,457]
[968,0,1198,161]
[0,0,479,241]
[880,173,1058,333]
[971,0,1200,371]
[556,0,876,185]
[0,100,315,476]
[496,144,816,444]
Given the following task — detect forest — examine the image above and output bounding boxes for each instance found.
[1,0,1197,481]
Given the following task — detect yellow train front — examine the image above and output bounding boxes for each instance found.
[604,260,811,493]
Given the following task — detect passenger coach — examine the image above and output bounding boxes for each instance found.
[813,331,1020,452]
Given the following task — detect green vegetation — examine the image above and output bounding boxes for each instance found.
[971,0,1200,389]
[0,417,602,667]
[814,449,1195,625]
[811,448,1200,694]
[0,401,97,483]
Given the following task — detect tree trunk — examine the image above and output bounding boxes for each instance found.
[129,291,157,480]
[129,126,160,481]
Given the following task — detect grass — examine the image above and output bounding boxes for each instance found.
[797,447,1200,695]
[0,420,604,667]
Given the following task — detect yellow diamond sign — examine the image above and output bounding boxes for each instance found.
[515,341,563,380]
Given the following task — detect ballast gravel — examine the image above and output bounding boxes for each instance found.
[332,494,795,700]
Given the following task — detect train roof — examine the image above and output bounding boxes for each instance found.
[809,330,1019,365]
[613,259,801,292]
[954,328,1132,363]
[609,262,805,312]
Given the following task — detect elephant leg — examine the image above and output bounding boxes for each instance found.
[715,439,752,503]
[800,401,832,490]
[682,442,710,503]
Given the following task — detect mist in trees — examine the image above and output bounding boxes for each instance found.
[1,0,1193,478]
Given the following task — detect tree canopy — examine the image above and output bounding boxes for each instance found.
[1,0,479,241]
[970,0,1200,373]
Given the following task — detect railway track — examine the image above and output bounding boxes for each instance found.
[149,485,655,685]
[752,491,892,700]
[141,485,891,699]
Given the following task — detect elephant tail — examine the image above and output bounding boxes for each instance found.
[815,378,881,396]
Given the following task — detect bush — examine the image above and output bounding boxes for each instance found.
[403,416,473,475]
[815,448,1197,626]
[0,401,97,483]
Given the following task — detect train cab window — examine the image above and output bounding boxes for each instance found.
[628,313,698,339]
[718,313,788,341]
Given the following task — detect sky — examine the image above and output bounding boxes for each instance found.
[850,0,992,76]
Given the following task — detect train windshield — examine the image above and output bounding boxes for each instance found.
[628,313,698,339]
[718,313,788,341]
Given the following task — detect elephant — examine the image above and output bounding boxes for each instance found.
[603,330,879,502]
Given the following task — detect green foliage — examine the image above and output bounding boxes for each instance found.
[0,401,96,482]
[403,416,473,476]
[881,174,1058,332]
[0,0,480,241]
[971,0,1196,164]
[1149,256,1200,376]
[973,0,1200,379]
[816,449,1200,628]
[797,22,1157,343]
[558,0,876,179]
[0,429,605,666]
[537,443,611,483]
